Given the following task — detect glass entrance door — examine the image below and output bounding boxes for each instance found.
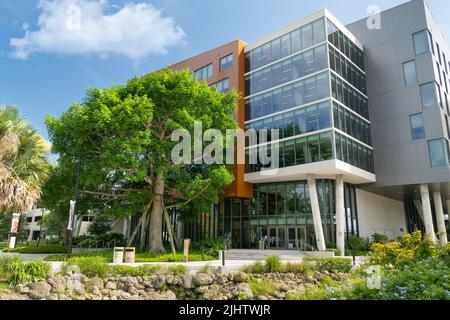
[287,228,297,249]
[268,227,286,249]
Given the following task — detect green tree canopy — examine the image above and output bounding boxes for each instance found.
[45,69,238,252]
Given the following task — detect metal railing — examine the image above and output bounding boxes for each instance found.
[77,239,117,253]
[297,240,317,252]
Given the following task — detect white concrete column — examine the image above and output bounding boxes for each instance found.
[420,184,436,242]
[307,174,326,251]
[335,175,345,256]
[433,192,448,244]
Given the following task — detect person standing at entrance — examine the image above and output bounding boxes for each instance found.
[263,235,269,250]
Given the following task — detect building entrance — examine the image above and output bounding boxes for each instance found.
[267,226,314,250]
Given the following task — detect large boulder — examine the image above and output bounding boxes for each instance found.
[105,281,117,290]
[47,275,66,294]
[85,277,104,291]
[180,274,195,289]
[28,282,52,300]
[232,272,249,283]
[194,273,214,286]
[236,283,254,300]
[151,275,165,289]
[144,290,176,300]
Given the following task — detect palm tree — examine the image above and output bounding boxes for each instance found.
[0,106,51,213]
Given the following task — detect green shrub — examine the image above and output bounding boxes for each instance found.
[265,256,282,272]
[65,256,109,277]
[108,264,165,276]
[248,279,277,296]
[0,257,50,285]
[45,250,215,263]
[135,253,215,263]
[0,256,22,279]
[371,233,389,244]
[347,235,368,252]
[348,257,450,300]
[192,238,226,257]
[370,231,439,268]
[304,258,353,273]
[241,260,266,274]
[168,265,188,276]
[283,262,312,274]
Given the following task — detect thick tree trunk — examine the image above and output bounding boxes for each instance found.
[148,172,165,253]
[63,228,70,246]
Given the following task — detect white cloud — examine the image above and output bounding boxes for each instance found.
[10,0,185,60]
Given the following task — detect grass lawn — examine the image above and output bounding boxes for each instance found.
[2,244,67,254]
[44,249,216,263]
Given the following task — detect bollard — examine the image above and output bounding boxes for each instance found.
[113,247,124,264]
[124,247,136,263]
[183,239,190,263]
[220,250,226,267]
[259,240,264,250]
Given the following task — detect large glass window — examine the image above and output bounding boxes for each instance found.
[210,78,229,93]
[333,102,371,145]
[428,139,448,167]
[194,64,213,81]
[220,54,233,71]
[246,101,332,146]
[403,60,417,86]
[330,73,369,120]
[329,47,366,94]
[420,82,438,108]
[245,72,330,120]
[413,30,431,55]
[246,44,328,96]
[247,130,337,172]
[327,19,364,69]
[334,132,374,173]
[246,18,326,71]
[319,132,333,160]
[410,113,426,140]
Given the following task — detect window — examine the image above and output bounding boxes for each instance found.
[312,19,326,44]
[210,78,229,93]
[437,43,442,64]
[420,82,438,108]
[220,54,233,71]
[319,132,332,160]
[194,64,213,81]
[428,139,447,167]
[281,34,291,58]
[403,60,417,86]
[302,24,313,49]
[245,44,328,96]
[410,113,425,140]
[413,30,431,55]
[245,72,330,121]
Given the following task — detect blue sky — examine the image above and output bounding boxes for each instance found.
[0,0,449,143]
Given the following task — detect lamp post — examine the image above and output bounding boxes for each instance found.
[67,160,81,259]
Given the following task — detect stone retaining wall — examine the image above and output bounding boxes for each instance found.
[13,270,349,300]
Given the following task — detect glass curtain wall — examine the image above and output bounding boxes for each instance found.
[222,181,359,249]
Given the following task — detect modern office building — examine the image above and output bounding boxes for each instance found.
[131,0,449,253]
